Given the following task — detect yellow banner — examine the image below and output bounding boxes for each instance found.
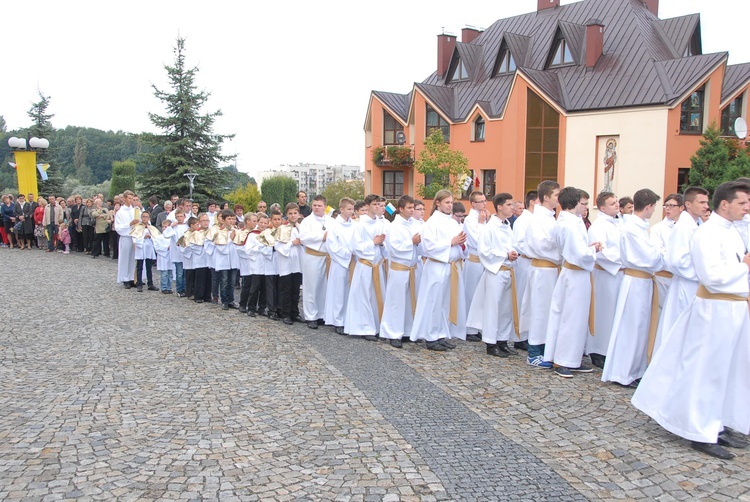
[13,151,38,200]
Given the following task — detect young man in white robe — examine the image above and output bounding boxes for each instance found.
[650,193,682,311]
[411,200,426,286]
[299,195,334,329]
[114,190,138,288]
[131,210,160,292]
[520,180,560,368]
[380,195,421,348]
[466,193,519,357]
[324,198,356,334]
[585,192,623,369]
[463,191,489,343]
[602,189,664,387]
[275,203,303,325]
[653,187,709,353]
[161,209,188,296]
[543,188,601,377]
[632,180,750,460]
[511,190,537,352]
[343,194,388,341]
[410,190,468,351]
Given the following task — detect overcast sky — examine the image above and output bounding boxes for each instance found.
[2,0,747,180]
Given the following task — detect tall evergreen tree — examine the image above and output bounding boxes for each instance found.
[139,37,234,202]
[27,91,64,196]
[73,130,93,184]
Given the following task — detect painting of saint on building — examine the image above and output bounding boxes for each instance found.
[597,136,618,195]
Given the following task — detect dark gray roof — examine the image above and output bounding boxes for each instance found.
[370,0,737,123]
[372,91,411,123]
[722,63,750,103]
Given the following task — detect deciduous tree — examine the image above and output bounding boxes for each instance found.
[414,130,469,199]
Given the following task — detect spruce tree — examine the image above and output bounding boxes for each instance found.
[27,91,64,196]
[140,37,234,203]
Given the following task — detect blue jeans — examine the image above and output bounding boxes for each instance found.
[218,269,238,305]
[528,343,545,359]
[47,224,57,251]
[173,262,185,293]
[160,269,172,291]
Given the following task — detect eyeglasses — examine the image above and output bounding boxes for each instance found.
[472,199,487,204]
[663,204,680,209]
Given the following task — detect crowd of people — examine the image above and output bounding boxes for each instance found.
[6,181,749,461]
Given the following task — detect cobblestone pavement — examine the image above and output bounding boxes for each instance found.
[0,249,748,501]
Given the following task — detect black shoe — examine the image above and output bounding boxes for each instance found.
[486,343,508,358]
[589,353,606,369]
[514,340,529,351]
[498,341,517,355]
[307,321,318,330]
[401,337,412,343]
[91,255,98,259]
[147,285,158,291]
[195,299,204,304]
[570,364,594,373]
[691,441,735,459]
[247,310,257,318]
[335,327,345,335]
[283,317,294,325]
[292,315,305,323]
[239,306,247,313]
[317,318,325,326]
[718,430,749,449]
[466,334,482,342]
[227,302,239,309]
[389,339,403,348]
[222,304,229,310]
[554,366,574,378]
[439,338,456,349]
[161,290,172,294]
[124,282,132,289]
[426,341,448,351]
[176,292,186,298]
[268,313,280,321]
[363,335,378,342]
[136,285,143,292]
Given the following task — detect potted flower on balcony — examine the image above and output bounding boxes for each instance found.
[371,146,385,165]
[386,145,413,167]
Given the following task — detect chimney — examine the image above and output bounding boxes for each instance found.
[538,0,560,11]
[642,0,659,16]
[585,21,604,68]
[461,27,482,44]
[437,33,456,77]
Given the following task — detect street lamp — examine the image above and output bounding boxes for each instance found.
[184,173,198,202]
[8,135,50,200]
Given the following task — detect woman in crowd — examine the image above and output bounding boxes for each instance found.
[79,198,95,253]
[91,198,111,258]
[34,197,48,250]
[1,194,16,248]
[108,201,120,260]
[14,194,34,250]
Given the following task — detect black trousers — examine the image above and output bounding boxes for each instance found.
[264,274,279,315]
[135,259,155,286]
[110,231,119,259]
[278,272,302,319]
[241,274,266,312]
[92,231,109,257]
[193,267,212,302]
[82,225,94,252]
[185,268,195,298]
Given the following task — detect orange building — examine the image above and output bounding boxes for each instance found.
[364,0,750,212]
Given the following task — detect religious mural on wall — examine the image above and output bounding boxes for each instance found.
[596,135,619,195]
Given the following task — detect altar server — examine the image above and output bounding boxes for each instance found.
[324,198,356,334]
[299,195,334,328]
[511,190,537,352]
[114,190,138,287]
[463,191,489,342]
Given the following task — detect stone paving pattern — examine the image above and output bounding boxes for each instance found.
[0,249,748,501]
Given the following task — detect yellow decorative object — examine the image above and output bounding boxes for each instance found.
[13,151,39,200]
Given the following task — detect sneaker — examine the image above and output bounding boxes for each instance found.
[221,304,229,310]
[527,356,553,368]
[570,364,594,373]
[554,366,573,378]
[62,250,70,254]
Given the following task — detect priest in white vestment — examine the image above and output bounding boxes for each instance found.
[633,181,750,459]
[602,189,664,387]
[115,190,138,287]
[410,190,467,351]
[585,192,623,368]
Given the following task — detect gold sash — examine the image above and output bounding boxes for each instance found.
[390,261,418,316]
[427,257,461,325]
[654,270,673,279]
[358,258,384,319]
[563,261,595,337]
[348,256,356,284]
[305,246,331,277]
[467,254,481,264]
[696,284,750,304]
[500,265,520,339]
[531,258,559,270]
[624,268,659,363]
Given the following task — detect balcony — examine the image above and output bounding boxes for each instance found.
[372,145,414,168]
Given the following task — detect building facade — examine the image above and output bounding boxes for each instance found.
[364,0,750,209]
[258,163,363,196]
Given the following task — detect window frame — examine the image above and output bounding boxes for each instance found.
[426,104,450,142]
[721,95,744,136]
[473,116,486,142]
[449,58,469,83]
[382,170,404,200]
[482,170,496,197]
[680,86,705,135]
[383,111,404,146]
[494,45,517,76]
[549,37,574,68]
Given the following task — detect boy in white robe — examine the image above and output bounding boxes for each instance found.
[299,195,334,329]
[410,190,467,351]
[190,214,212,303]
[543,188,601,377]
[114,190,138,288]
[380,195,421,347]
[653,187,709,353]
[275,203,303,324]
[466,193,519,357]
[520,180,561,368]
[154,219,173,293]
[343,194,388,340]
[585,192,623,368]
[179,217,198,299]
[240,213,268,316]
[650,193,682,311]
[632,180,750,460]
[131,210,160,292]
[411,200,426,286]
[511,190,537,351]
[161,209,188,296]
[602,189,664,387]
[324,198,356,334]
[463,191,489,342]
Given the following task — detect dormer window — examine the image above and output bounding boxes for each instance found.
[473,116,485,141]
[450,58,469,82]
[493,42,517,76]
[550,36,574,67]
[683,28,701,57]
